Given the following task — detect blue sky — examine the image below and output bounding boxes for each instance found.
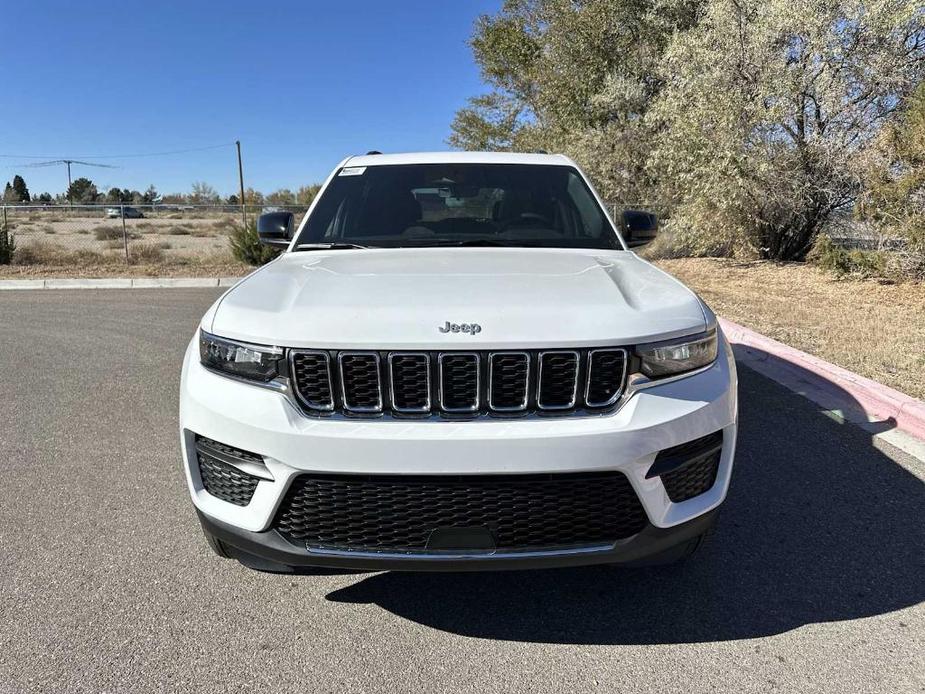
[1,0,499,197]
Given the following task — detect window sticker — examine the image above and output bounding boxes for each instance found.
[338,166,366,176]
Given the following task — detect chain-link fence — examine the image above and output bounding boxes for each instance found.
[0,204,308,266]
[0,201,658,267]
[1,199,905,272]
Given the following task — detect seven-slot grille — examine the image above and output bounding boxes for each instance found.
[289,348,627,418]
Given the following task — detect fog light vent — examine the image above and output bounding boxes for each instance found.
[648,431,723,503]
[194,436,265,506]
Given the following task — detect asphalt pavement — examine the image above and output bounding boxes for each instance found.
[1,289,922,693]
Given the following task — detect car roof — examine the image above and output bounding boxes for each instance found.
[342,151,576,168]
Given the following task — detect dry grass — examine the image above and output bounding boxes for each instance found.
[93,226,124,241]
[1,240,249,278]
[656,258,925,399]
[127,243,165,264]
[12,241,123,267]
[0,258,250,278]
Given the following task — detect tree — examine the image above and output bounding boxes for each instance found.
[36,192,52,204]
[296,184,322,205]
[243,187,264,206]
[226,194,239,205]
[190,181,219,204]
[11,175,30,202]
[2,183,15,203]
[229,219,279,265]
[266,188,295,205]
[858,82,925,273]
[449,94,525,151]
[106,187,122,203]
[449,0,701,203]
[67,177,99,203]
[649,0,925,260]
[142,185,160,205]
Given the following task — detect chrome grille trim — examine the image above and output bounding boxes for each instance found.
[337,351,383,413]
[437,352,480,413]
[288,350,335,412]
[536,350,580,410]
[487,352,530,412]
[388,352,431,414]
[585,348,629,408]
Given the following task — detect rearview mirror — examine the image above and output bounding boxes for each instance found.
[257,212,294,248]
[621,209,658,248]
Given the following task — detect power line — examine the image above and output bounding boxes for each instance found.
[20,159,118,169]
[0,142,236,160]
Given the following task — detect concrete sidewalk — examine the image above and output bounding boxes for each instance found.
[0,276,241,289]
[720,318,925,441]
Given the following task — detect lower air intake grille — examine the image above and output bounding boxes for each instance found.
[652,431,723,503]
[273,472,648,552]
[195,437,262,506]
[661,452,721,503]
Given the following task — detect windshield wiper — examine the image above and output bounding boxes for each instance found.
[294,243,373,251]
[408,239,516,248]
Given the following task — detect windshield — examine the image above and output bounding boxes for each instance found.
[294,163,621,250]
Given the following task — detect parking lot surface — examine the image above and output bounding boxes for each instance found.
[1,289,923,693]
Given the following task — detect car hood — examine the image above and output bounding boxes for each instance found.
[208,248,709,349]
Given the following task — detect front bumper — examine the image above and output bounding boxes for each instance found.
[198,507,720,572]
[180,332,738,570]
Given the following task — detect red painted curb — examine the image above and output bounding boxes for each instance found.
[719,317,925,441]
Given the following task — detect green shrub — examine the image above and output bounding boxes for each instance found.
[807,235,886,279]
[0,227,15,264]
[229,220,279,266]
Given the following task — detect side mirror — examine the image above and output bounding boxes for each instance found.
[257,212,294,248]
[621,209,658,248]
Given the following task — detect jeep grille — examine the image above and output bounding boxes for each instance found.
[289,348,627,418]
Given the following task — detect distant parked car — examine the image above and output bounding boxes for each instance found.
[106,206,144,219]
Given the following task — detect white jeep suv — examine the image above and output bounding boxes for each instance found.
[179,151,737,572]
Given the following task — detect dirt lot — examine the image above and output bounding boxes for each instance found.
[4,208,240,259]
[0,207,260,277]
[657,258,925,400]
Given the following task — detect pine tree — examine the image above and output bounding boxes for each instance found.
[11,175,30,202]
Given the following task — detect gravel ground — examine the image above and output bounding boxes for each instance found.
[0,289,922,694]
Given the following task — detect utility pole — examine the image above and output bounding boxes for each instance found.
[66,160,73,207]
[236,140,246,228]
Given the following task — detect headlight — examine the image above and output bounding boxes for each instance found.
[199,330,284,382]
[636,330,718,378]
